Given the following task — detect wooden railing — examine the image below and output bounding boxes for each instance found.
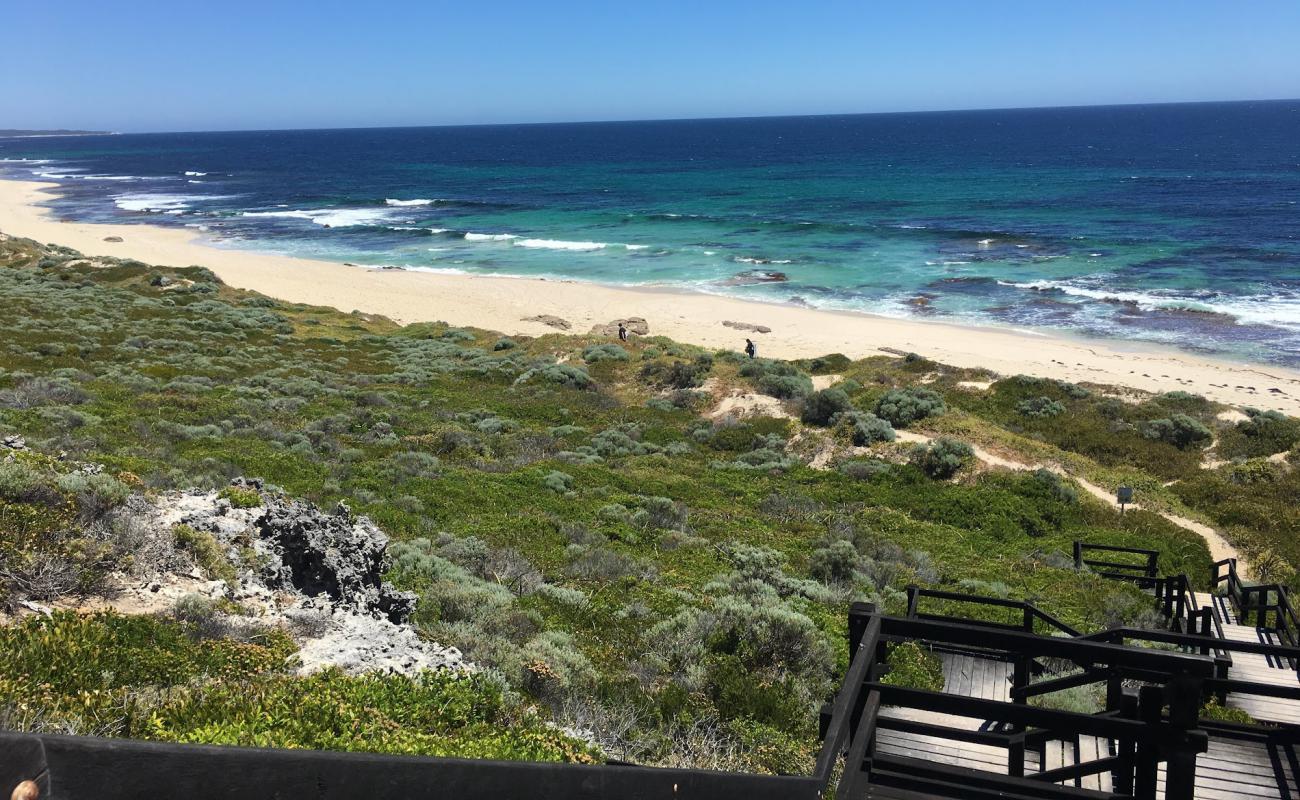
[1074,542,1159,583]
[1213,558,1300,645]
[819,606,1213,799]
[904,585,1082,638]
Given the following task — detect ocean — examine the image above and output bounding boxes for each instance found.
[2,101,1298,366]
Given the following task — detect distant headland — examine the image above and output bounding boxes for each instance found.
[0,128,113,138]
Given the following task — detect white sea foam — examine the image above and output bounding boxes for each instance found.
[0,158,52,163]
[385,198,435,207]
[184,171,208,177]
[1002,279,1300,330]
[625,244,649,250]
[113,193,206,212]
[514,238,607,251]
[464,232,518,242]
[241,208,397,227]
[977,238,994,246]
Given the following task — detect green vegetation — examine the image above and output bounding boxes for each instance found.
[0,611,593,761]
[880,642,944,692]
[1,234,1292,771]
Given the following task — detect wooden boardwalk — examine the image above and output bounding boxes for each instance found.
[875,652,1297,799]
[1210,594,1300,726]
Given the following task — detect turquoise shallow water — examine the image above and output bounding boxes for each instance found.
[2,101,1298,364]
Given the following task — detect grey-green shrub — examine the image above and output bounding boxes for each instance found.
[910,437,974,479]
[582,343,629,363]
[800,388,853,426]
[543,470,574,493]
[874,387,945,427]
[834,411,895,445]
[1016,396,1066,419]
[1141,415,1211,449]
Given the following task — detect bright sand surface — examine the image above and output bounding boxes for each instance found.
[4,178,1299,415]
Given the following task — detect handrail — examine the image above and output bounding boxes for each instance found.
[1213,558,1300,649]
[904,585,1082,638]
[820,608,1226,799]
[813,606,881,785]
[1075,542,1159,579]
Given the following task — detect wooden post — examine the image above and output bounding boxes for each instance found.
[1164,675,1203,800]
[1073,541,1083,570]
[1114,692,1138,795]
[848,602,876,655]
[1134,685,1163,799]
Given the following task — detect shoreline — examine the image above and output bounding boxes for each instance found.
[2,177,1298,415]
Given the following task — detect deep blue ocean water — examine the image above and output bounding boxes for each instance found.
[3,101,1298,365]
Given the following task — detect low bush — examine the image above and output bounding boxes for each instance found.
[910,437,974,479]
[881,642,944,692]
[1141,415,1211,450]
[1016,396,1065,419]
[582,343,629,363]
[875,387,945,427]
[834,411,895,445]
[800,388,853,426]
[173,524,237,584]
[218,485,262,509]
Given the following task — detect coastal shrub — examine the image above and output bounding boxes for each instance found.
[640,356,712,390]
[581,343,629,363]
[1141,415,1211,450]
[542,470,574,494]
[759,374,813,399]
[218,485,262,509]
[881,642,944,692]
[839,459,894,481]
[910,437,974,479]
[514,364,593,390]
[1198,696,1256,725]
[834,411,896,445]
[173,524,237,585]
[739,359,813,399]
[1016,396,1066,419]
[1219,408,1300,459]
[56,473,131,519]
[492,337,517,351]
[0,461,42,500]
[874,387,945,427]
[800,388,853,426]
[808,540,862,585]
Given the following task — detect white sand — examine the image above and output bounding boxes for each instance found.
[3,178,1299,415]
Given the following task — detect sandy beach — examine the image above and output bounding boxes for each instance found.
[3,177,1298,415]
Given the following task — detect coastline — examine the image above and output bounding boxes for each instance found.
[2,177,1298,415]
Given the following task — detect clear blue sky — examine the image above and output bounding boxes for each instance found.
[4,0,1298,132]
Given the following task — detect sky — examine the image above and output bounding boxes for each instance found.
[3,0,1299,133]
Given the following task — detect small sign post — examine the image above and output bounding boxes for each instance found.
[1117,486,1133,516]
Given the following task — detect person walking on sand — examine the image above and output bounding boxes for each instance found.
[617,322,628,342]
[744,338,756,359]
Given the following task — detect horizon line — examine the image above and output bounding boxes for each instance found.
[16,96,1299,138]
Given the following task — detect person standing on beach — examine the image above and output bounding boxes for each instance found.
[744,338,756,359]
[617,323,628,342]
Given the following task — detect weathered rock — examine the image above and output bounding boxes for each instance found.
[256,498,417,623]
[721,269,788,285]
[103,236,124,243]
[589,317,649,337]
[722,320,772,334]
[522,314,572,330]
[1,434,27,450]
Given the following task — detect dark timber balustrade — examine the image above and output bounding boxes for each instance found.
[818,603,1215,800]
